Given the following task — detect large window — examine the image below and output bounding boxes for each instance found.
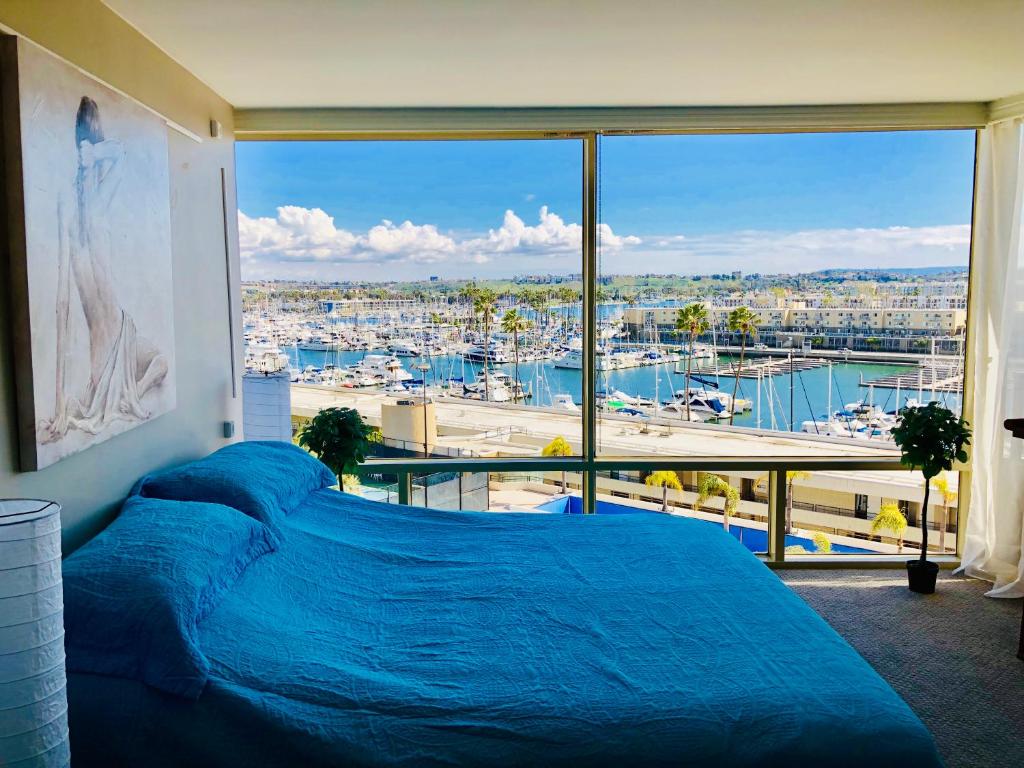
[236,127,975,562]
[237,139,584,461]
[596,132,974,458]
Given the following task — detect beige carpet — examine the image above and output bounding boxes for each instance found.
[779,570,1024,768]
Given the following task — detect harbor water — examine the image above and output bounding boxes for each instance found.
[286,346,962,431]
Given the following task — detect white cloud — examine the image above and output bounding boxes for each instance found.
[239,205,969,281]
[238,206,456,265]
[599,224,970,276]
[239,204,640,275]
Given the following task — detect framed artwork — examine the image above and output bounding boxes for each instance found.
[2,36,175,471]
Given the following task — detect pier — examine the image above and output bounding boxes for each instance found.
[862,363,964,394]
[686,356,826,379]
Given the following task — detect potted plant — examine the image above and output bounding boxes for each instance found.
[890,402,971,594]
[297,407,373,492]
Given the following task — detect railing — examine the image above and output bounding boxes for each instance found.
[356,454,963,567]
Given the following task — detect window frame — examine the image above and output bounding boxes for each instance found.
[235,117,980,566]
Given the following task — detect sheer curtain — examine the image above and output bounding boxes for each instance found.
[959,117,1024,597]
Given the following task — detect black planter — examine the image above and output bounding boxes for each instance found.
[906,559,939,594]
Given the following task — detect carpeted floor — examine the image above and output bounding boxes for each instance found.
[779,570,1024,768]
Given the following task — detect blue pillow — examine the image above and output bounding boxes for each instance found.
[62,496,277,699]
[134,441,336,528]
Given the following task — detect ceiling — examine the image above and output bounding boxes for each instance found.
[103,0,1024,109]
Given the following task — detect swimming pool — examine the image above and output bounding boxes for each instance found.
[535,496,874,554]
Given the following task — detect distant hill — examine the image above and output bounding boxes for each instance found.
[809,266,968,278]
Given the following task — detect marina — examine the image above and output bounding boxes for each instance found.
[244,286,967,447]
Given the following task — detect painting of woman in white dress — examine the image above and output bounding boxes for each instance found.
[4,38,175,470]
[40,96,169,443]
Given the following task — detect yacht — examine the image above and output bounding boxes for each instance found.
[387,340,421,357]
[669,389,732,419]
[296,333,337,351]
[244,342,290,373]
[462,343,510,364]
[352,354,414,383]
[460,378,512,402]
[475,370,527,400]
[554,347,618,370]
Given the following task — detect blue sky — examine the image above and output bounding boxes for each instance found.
[236,131,976,281]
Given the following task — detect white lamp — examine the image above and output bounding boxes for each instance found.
[0,500,70,768]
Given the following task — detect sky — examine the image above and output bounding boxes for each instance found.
[235,131,976,281]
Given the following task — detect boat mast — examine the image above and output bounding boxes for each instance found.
[827,360,833,420]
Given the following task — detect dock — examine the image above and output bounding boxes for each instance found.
[681,356,825,379]
[863,363,963,394]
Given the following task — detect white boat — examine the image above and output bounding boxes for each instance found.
[460,378,512,402]
[653,402,704,422]
[388,340,421,357]
[670,389,732,419]
[244,342,290,373]
[553,349,584,369]
[462,343,510,364]
[357,354,414,382]
[552,393,579,412]
[296,333,337,351]
[801,418,863,438]
[335,370,379,388]
[687,343,717,361]
[475,370,527,400]
[553,347,618,370]
[607,389,655,408]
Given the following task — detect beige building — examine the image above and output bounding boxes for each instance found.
[624,305,967,339]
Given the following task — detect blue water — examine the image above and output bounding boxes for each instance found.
[537,496,874,554]
[286,345,961,431]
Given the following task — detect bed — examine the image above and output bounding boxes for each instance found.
[62,442,943,767]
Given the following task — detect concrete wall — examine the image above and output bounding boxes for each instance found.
[0,1,240,551]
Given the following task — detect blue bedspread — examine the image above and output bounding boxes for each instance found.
[68,490,942,767]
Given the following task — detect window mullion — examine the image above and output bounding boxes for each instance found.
[582,133,599,513]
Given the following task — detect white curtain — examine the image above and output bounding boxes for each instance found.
[959,117,1024,598]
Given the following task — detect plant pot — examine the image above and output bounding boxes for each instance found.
[906,559,939,594]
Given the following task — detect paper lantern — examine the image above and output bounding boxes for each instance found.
[0,500,70,768]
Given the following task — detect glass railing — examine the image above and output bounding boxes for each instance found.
[352,455,961,563]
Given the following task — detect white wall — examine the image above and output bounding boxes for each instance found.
[0,1,241,551]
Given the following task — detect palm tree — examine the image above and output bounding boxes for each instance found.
[526,290,548,333]
[754,470,810,534]
[931,472,956,553]
[645,470,682,512]
[557,287,577,339]
[674,303,710,422]
[473,288,498,400]
[871,501,908,553]
[542,436,574,494]
[726,306,760,425]
[695,475,739,531]
[458,283,478,331]
[501,309,530,397]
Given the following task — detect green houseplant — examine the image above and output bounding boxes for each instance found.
[890,402,971,594]
[297,407,373,492]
